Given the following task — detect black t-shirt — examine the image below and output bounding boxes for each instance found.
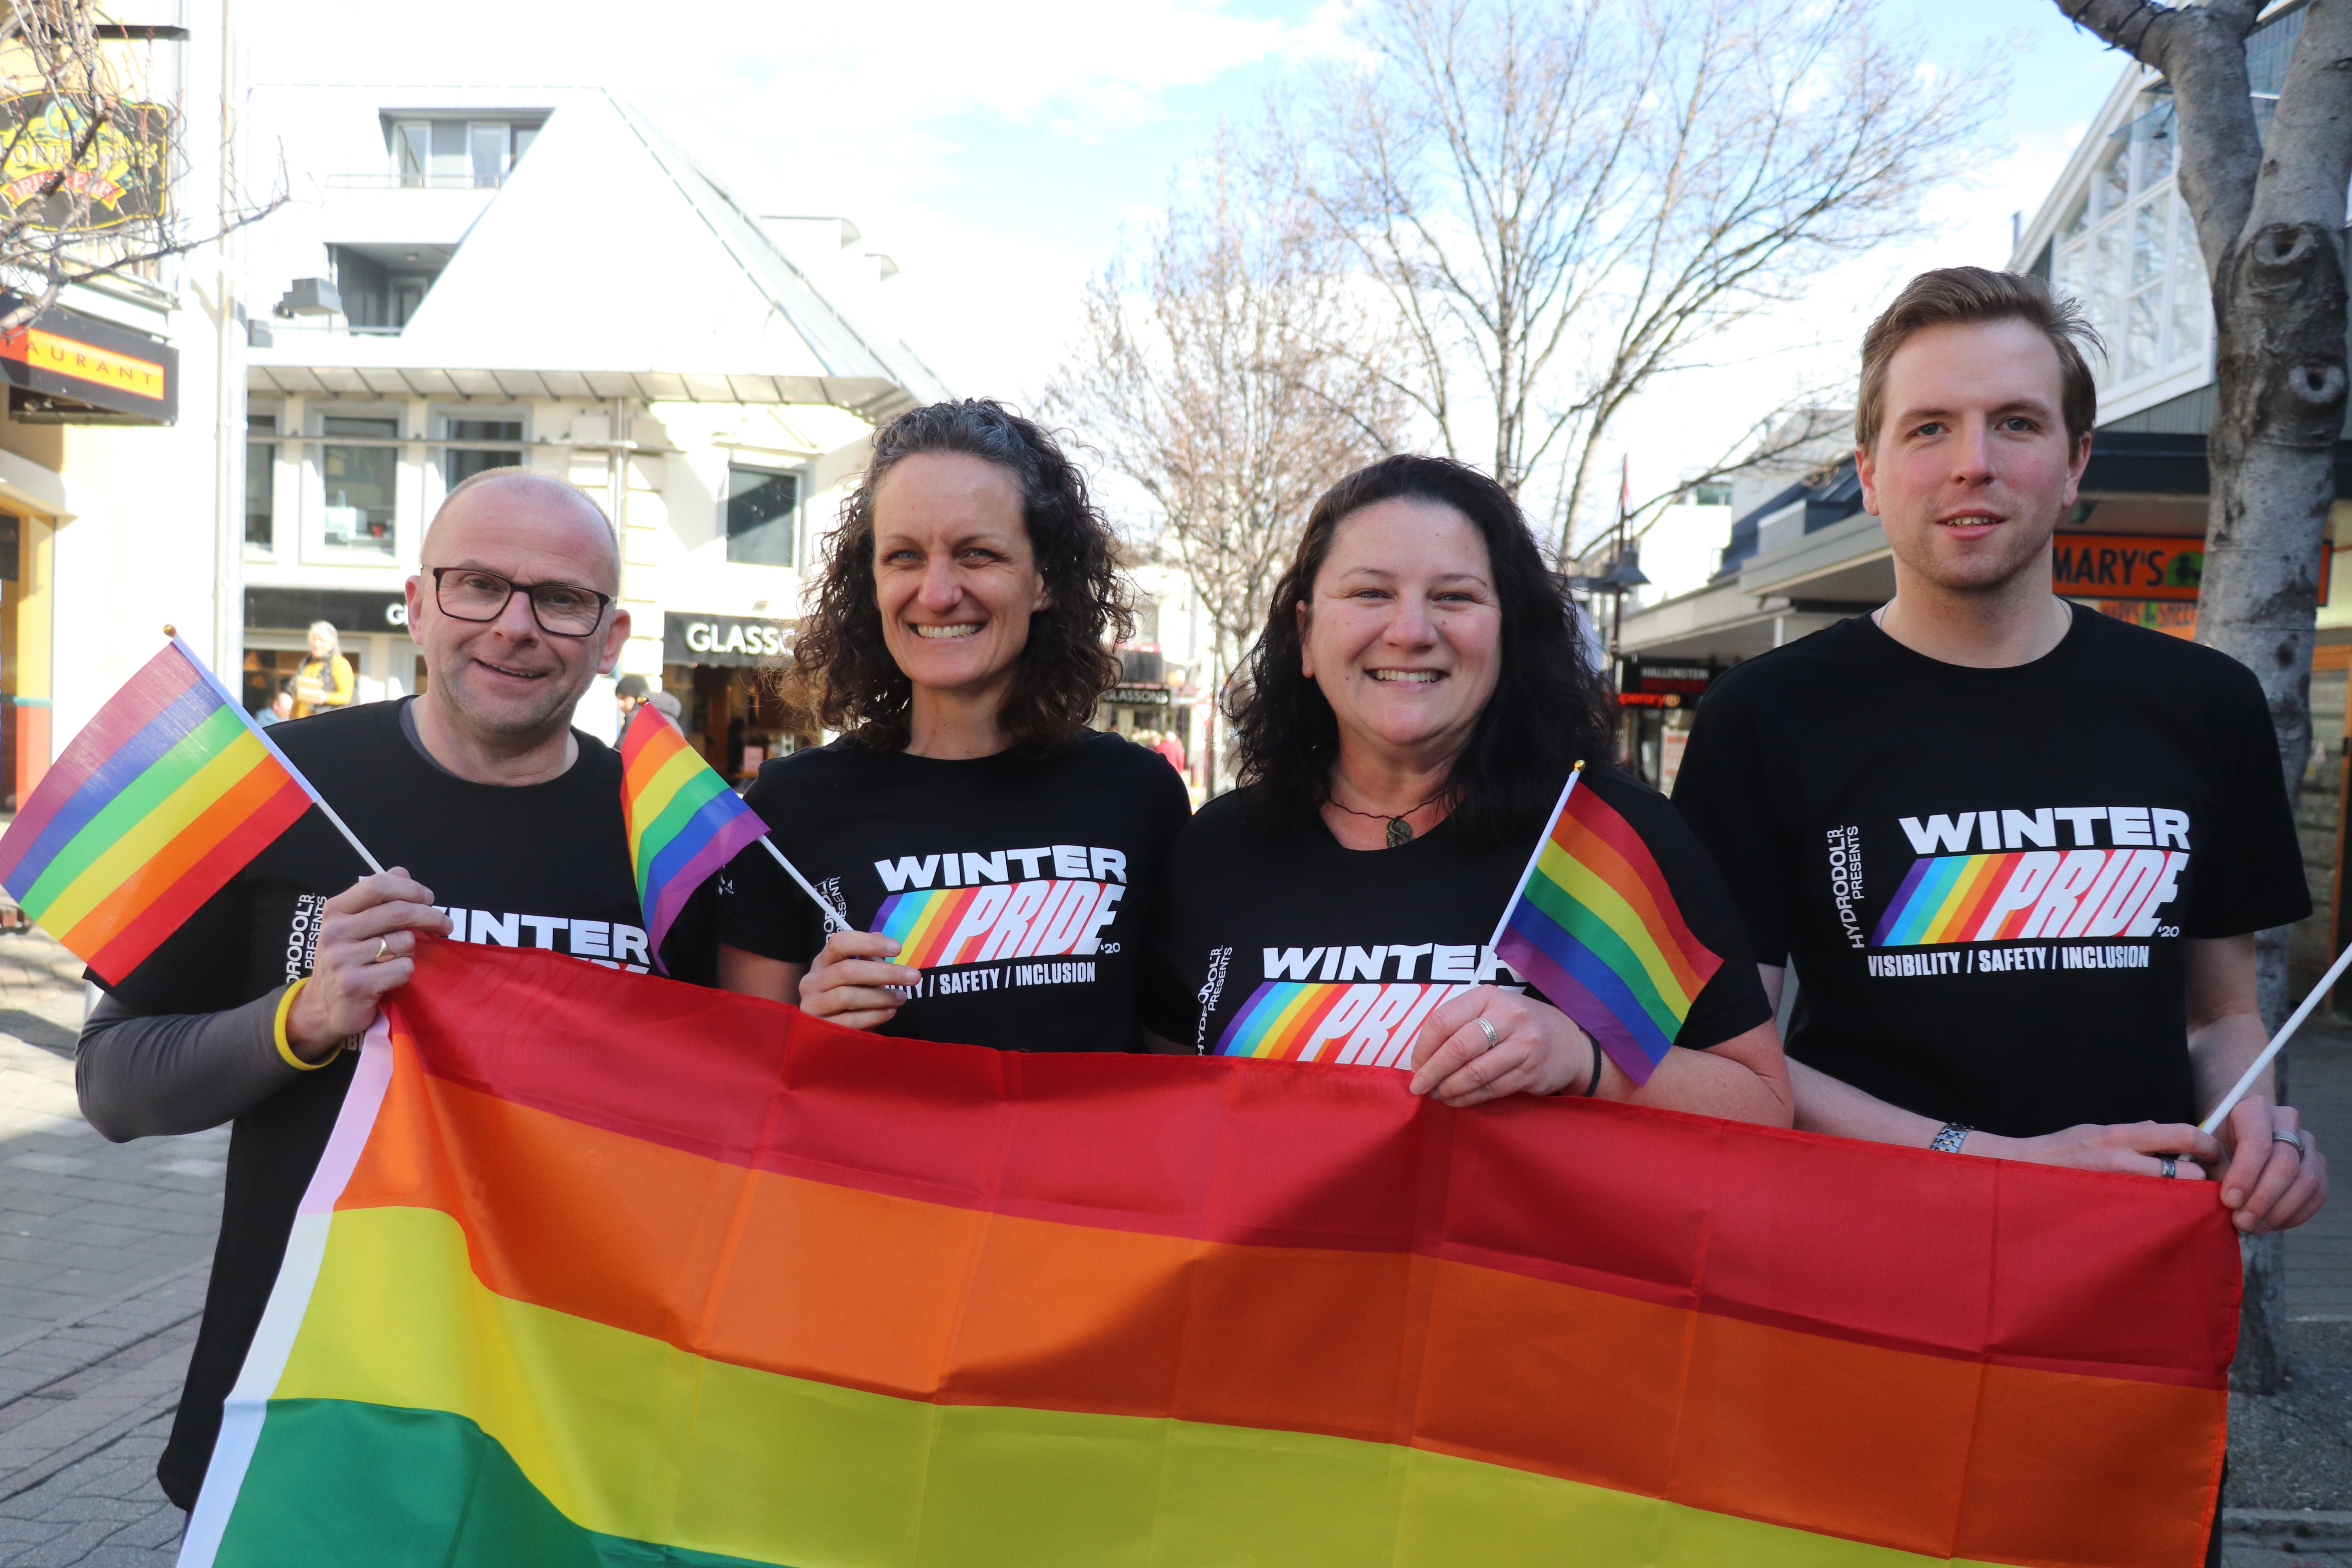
[1141,767,1771,1066]
[1670,606,2308,1138]
[104,698,710,1508]
[716,730,1191,1053]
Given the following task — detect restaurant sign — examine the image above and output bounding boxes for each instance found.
[2054,532,2330,606]
[0,95,170,233]
[0,294,176,424]
[1617,659,1718,709]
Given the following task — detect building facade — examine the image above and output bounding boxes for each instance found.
[238,84,944,772]
[0,9,247,816]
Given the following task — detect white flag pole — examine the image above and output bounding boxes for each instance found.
[2200,936,2352,1134]
[1486,761,1584,955]
[760,835,847,935]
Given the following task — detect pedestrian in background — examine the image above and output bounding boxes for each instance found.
[615,672,649,725]
[290,621,353,717]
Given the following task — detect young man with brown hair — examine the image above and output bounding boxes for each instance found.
[1673,266,2327,1238]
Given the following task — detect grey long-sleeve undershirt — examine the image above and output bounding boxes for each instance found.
[72,699,450,1143]
[76,987,308,1143]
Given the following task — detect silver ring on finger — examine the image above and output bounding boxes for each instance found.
[2274,1130,2307,1160]
[1474,1016,1499,1051]
[370,936,393,964]
[2159,1156,2178,1179]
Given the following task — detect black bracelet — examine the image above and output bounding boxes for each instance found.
[1581,1035,1604,1098]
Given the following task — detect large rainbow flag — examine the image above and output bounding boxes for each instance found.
[0,638,327,984]
[1494,766,1722,1084]
[183,941,2236,1568]
[619,704,768,968]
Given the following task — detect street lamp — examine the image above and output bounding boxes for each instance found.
[1572,546,1649,661]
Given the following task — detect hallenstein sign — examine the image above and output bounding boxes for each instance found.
[663,613,795,668]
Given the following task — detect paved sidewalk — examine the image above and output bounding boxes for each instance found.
[0,929,221,1566]
[2283,1016,2352,1322]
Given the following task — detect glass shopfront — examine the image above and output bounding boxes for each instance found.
[660,610,815,784]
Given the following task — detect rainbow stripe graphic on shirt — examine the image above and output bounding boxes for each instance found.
[874,879,1112,968]
[1871,847,2187,947]
[1216,980,1470,1066]
[874,887,987,966]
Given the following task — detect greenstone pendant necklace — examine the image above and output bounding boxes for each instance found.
[1328,792,1447,848]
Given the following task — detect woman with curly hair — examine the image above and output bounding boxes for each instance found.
[717,399,1190,1052]
[1140,454,1791,1121]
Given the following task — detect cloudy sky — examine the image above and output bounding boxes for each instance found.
[245,0,2134,595]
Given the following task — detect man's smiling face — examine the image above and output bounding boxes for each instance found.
[405,474,628,748]
[1858,317,2093,599]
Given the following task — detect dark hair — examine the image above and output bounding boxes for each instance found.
[1858,267,2103,450]
[790,399,1131,754]
[1230,454,1615,844]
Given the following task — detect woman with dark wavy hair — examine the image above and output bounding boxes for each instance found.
[1142,455,1790,1121]
[717,399,1189,1052]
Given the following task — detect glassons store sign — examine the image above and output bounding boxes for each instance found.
[663,613,795,668]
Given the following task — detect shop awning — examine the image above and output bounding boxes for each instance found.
[249,363,918,423]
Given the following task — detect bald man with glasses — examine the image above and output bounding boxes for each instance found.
[74,469,719,1511]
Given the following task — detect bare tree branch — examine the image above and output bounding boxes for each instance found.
[1281,0,1986,563]
[1042,133,1405,786]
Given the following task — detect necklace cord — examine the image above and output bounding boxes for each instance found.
[1325,791,1448,824]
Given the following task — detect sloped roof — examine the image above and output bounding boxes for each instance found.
[248,86,949,420]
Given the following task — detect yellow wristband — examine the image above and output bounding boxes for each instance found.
[273,978,342,1071]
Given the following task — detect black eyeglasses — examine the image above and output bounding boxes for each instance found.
[429,567,613,638]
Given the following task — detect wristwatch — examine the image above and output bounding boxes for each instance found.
[1928,1123,1975,1154]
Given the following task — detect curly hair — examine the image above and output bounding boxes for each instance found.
[1230,454,1616,845]
[787,400,1131,755]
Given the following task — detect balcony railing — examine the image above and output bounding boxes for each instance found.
[321,173,506,191]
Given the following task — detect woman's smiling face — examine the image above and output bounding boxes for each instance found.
[871,451,1050,702]
[1301,497,1503,762]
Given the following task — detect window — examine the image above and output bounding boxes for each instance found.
[444,418,524,487]
[469,123,509,187]
[246,413,276,550]
[1691,481,1733,508]
[393,121,429,187]
[321,416,398,553]
[381,114,545,187]
[2053,98,2205,396]
[725,466,799,566]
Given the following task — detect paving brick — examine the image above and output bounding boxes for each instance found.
[0,941,221,1562]
[8,1521,125,1567]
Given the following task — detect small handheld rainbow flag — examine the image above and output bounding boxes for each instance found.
[1490,764,1722,1085]
[0,637,374,985]
[620,705,772,970]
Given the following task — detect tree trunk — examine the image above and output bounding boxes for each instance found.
[2058,0,2352,1407]
[2200,220,2347,1397]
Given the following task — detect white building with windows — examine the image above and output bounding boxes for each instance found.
[238,84,946,771]
[2014,27,2239,424]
